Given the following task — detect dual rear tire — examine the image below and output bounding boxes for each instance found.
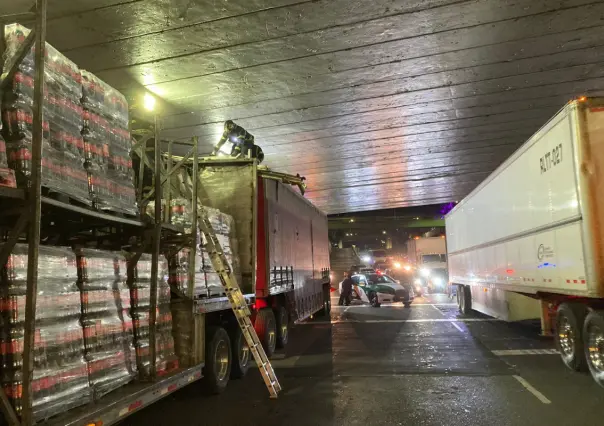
[555,303,604,387]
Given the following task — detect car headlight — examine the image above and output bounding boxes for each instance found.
[433,277,443,286]
[420,268,430,277]
[414,278,422,285]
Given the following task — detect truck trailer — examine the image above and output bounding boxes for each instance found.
[0,16,331,424]
[445,97,604,386]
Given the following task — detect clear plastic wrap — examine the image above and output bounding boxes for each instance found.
[6,142,90,204]
[0,244,92,420]
[75,249,136,399]
[127,254,177,377]
[0,130,8,168]
[0,168,16,188]
[81,70,128,126]
[87,167,137,215]
[170,199,192,228]
[2,24,89,204]
[3,24,82,101]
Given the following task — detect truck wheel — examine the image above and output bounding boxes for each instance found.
[459,285,472,315]
[255,308,277,357]
[369,292,381,308]
[229,327,250,379]
[403,302,412,308]
[556,303,587,371]
[274,305,289,349]
[203,326,231,394]
[583,310,604,386]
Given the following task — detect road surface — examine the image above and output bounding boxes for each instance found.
[127,293,603,425]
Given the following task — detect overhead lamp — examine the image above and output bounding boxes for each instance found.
[144,93,156,111]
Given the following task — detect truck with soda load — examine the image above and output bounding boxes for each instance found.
[0,17,331,425]
[446,97,604,387]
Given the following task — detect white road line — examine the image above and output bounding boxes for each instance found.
[451,322,464,333]
[513,375,551,404]
[431,304,445,315]
[300,318,501,325]
[492,349,558,356]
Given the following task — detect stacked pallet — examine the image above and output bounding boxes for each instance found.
[76,249,137,399]
[1,24,89,204]
[129,254,178,377]
[0,24,137,215]
[0,245,92,421]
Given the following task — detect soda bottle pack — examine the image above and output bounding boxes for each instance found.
[81,71,136,215]
[1,24,89,204]
[127,254,178,377]
[0,24,136,214]
[167,204,241,298]
[0,245,93,421]
[75,249,137,399]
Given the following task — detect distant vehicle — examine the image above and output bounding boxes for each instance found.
[350,264,375,275]
[339,272,414,307]
[407,237,448,292]
[371,250,389,263]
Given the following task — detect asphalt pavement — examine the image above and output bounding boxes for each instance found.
[126,293,604,426]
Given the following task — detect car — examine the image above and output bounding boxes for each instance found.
[350,264,375,275]
[339,272,414,307]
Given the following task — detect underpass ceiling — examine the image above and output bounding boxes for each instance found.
[10,0,604,213]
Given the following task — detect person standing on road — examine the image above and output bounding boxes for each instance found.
[339,270,354,306]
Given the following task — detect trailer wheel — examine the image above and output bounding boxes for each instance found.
[456,285,463,312]
[583,310,604,386]
[203,326,231,394]
[255,308,277,357]
[229,327,250,379]
[457,285,472,314]
[275,305,289,349]
[556,303,587,372]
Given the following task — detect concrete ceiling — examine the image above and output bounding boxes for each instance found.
[7,0,604,213]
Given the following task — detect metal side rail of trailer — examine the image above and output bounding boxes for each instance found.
[44,365,203,426]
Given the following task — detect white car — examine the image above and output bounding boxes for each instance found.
[339,273,414,307]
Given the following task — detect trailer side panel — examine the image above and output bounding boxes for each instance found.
[264,179,328,320]
[446,101,593,296]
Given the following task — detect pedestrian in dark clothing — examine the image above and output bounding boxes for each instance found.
[339,270,354,306]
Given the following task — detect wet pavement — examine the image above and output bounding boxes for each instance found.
[127,293,604,426]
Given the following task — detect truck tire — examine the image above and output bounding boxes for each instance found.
[229,327,250,379]
[583,310,604,386]
[255,308,277,357]
[203,326,231,394]
[556,303,587,372]
[458,285,472,315]
[274,305,289,349]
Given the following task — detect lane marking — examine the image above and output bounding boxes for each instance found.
[331,303,458,308]
[492,349,558,356]
[513,375,551,404]
[302,318,501,325]
[451,322,464,333]
[431,304,445,315]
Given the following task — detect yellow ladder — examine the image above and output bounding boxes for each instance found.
[196,207,282,399]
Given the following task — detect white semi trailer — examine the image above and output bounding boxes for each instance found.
[445,97,604,386]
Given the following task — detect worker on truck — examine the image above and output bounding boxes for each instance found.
[210,120,265,163]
